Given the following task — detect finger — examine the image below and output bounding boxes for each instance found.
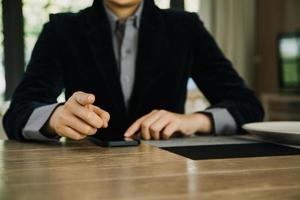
[66,100,104,129]
[64,114,97,136]
[59,126,87,141]
[162,122,179,140]
[92,105,110,128]
[73,91,95,106]
[149,115,172,140]
[85,104,108,127]
[140,111,164,140]
[124,114,150,137]
[124,110,157,137]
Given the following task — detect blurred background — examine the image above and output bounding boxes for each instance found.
[0,0,300,139]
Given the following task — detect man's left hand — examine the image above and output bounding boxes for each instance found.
[124,110,212,140]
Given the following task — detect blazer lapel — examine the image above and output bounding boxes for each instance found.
[84,1,126,116]
[128,0,166,117]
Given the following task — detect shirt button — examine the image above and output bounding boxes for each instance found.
[126,49,132,54]
[123,76,130,83]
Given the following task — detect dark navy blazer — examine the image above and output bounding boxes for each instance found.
[3,0,264,141]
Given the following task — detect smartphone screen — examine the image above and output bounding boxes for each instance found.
[89,136,140,147]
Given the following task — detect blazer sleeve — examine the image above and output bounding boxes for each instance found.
[3,16,64,141]
[189,13,264,132]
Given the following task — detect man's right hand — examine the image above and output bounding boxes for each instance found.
[46,91,110,140]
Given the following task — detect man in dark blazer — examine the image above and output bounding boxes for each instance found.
[3,0,264,142]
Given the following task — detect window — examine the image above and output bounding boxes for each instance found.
[22,0,93,103]
[154,0,170,9]
[23,0,93,64]
[185,0,200,12]
[155,0,201,11]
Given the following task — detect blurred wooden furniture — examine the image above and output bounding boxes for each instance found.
[262,93,300,121]
[0,139,299,200]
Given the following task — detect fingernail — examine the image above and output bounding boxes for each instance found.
[88,95,94,101]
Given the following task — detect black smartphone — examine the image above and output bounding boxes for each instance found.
[89,136,140,147]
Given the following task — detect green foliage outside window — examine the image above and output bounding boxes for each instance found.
[23,0,93,63]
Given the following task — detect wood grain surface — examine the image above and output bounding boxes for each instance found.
[0,139,299,200]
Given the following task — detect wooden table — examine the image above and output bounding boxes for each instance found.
[0,138,300,200]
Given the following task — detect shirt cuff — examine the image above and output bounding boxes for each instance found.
[202,108,237,135]
[22,103,61,142]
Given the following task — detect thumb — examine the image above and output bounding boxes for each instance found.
[74,92,95,106]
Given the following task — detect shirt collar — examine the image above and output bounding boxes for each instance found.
[103,0,144,32]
